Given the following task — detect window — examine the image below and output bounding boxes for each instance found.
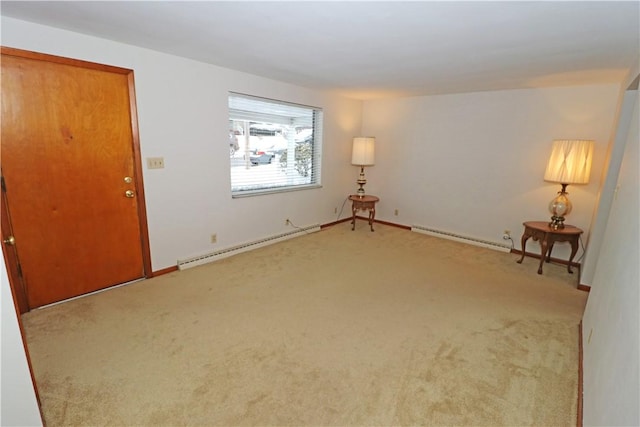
[228,93,323,197]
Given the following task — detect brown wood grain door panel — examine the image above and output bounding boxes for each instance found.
[1,173,29,313]
[1,48,151,309]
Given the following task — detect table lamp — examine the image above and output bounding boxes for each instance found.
[543,139,594,230]
[351,137,375,197]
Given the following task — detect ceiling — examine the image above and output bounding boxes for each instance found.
[1,1,639,100]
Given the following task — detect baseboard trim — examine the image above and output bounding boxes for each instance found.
[413,224,511,252]
[510,249,581,268]
[321,217,352,228]
[372,218,412,230]
[151,265,178,277]
[577,284,591,292]
[322,217,411,230]
[177,224,321,270]
[578,320,584,427]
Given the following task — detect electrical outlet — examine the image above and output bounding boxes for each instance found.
[210,233,217,244]
[147,157,165,169]
[394,209,399,216]
[502,230,511,240]
[285,218,290,226]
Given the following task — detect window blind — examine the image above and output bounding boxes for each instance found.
[228,93,323,196]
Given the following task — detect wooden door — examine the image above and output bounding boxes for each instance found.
[1,48,151,311]
[1,173,29,312]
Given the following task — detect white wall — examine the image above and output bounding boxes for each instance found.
[0,257,42,426]
[581,62,640,287]
[361,86,620,260]
[581,82,639,426]
[0,17,362,271]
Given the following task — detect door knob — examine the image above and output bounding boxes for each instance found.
[3,236,15,245]
[125,190,135,198]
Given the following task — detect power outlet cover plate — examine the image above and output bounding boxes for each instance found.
[147,157,165,169]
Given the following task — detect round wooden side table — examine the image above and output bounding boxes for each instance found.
[516,221,583,274]
[349,195,379,232]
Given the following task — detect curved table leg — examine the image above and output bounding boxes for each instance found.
[537,238,550,274]
[517,233,529,264]
[567,237,579,274]
[351,203,357,231]
[546,242,555,263]
[368,207,375,231]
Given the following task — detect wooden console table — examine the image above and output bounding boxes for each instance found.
[349,195,379,232]
[516,221,583,274]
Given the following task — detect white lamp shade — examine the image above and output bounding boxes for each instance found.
[351,137,375,166]
[544,139,594,184]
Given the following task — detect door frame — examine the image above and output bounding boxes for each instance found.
[1,46,153,313]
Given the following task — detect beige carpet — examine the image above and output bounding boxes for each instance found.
[22,222,587,426]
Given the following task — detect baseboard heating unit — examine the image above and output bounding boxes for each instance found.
[411,225,511,253]
[177,224,321,270]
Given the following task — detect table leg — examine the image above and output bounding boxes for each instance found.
[546,242,555,263]
[567,237,579,274]
[351,203,356,231]
[517,232,529,264]
[538,238,549,274]
[368,207,375,231]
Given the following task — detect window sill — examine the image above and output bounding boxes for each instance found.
[232,184,322,198]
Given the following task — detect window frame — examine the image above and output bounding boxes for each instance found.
[228,93,323,198]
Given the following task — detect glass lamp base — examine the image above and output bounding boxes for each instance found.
[548,184,572,230]
[356,167,367,197]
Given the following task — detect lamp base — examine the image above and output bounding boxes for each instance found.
[549,215,566,230]
[356,166,367,198]
[548,183,572,230]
